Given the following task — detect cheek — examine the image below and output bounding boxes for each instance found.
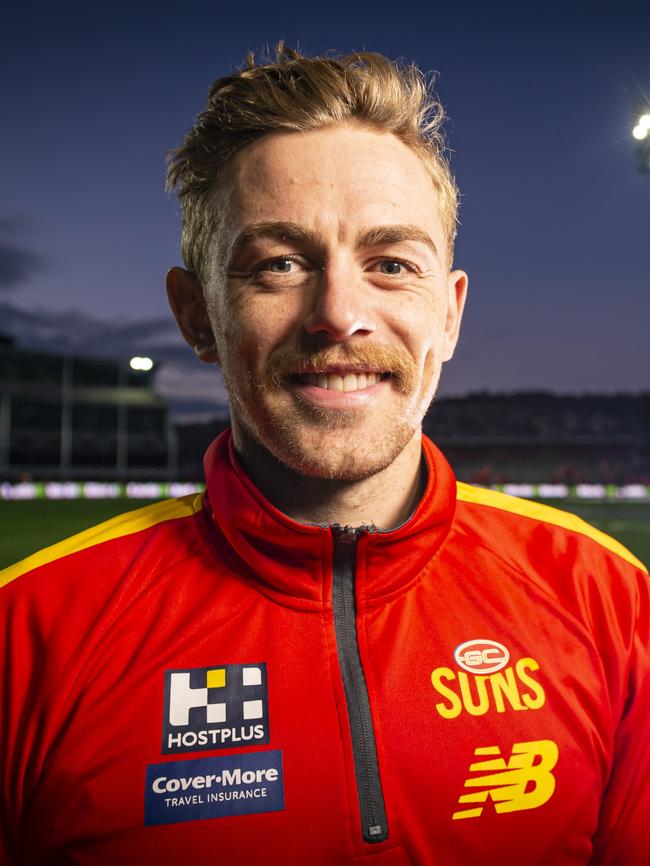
[421,349,436,383]
[206,301,248,375]
[217,295,303,371]
[393,299,445,366]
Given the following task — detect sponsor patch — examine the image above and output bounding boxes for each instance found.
[162,663,269,754]
[145,750,284,825]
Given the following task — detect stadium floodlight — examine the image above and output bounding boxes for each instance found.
[633,107,650,175]
[129,356,154,371]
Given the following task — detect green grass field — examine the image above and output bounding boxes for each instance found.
[0,497,648,572]
[0,499,162,571]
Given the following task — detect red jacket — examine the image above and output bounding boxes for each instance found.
[1,432,648,866]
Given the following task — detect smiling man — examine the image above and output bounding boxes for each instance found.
[167,119,466,526]
[1,46,648,866]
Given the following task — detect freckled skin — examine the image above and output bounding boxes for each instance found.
[169,124,468,526]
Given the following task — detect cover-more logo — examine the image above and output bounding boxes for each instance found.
[162,664,269,754]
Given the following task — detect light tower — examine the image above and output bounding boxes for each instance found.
[633,110,650,174]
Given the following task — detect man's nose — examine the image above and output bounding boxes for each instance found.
[303,263,376,341]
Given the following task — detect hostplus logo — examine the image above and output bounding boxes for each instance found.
[162,664,269,754]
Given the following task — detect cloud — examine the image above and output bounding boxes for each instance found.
[0,244,43,290]
[0,216,45,291]
[0,302,174,355]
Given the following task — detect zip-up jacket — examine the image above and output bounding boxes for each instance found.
[1,431,648,866]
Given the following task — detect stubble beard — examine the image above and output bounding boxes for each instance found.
[226,374,431,483]
[272,404,416,481]
[222,342,440,482]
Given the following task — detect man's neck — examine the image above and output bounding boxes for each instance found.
[230,425,425,530]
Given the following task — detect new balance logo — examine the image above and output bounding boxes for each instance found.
[162,664,269,754]
[452,740,558,820]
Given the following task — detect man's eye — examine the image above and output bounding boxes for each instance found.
[377,260,412,275]
[267,257,294,273]
[255,256,303,275]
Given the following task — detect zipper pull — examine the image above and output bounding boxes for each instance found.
[332,524,364,543]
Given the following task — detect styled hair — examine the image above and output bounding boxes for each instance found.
[166,43,459,282]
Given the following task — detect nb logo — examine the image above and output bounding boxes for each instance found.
[452,740,558,820]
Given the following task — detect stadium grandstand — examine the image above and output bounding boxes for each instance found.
[0,335,175,481]
[423,391,650,486]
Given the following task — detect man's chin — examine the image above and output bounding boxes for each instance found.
[259,418,416,482]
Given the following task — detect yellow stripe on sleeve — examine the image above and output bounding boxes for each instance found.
[0,493,204,589]
[456,482,647,573]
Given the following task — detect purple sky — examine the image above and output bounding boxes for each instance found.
[2,0,649,417]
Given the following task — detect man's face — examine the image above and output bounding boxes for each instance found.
[197,124,467,480]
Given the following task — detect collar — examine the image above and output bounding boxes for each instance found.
[202,429,456,609]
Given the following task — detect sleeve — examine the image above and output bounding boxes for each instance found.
[0,568,48,866]
[0,557,77,866]
[589,566,650,866]
[1,578,30,865]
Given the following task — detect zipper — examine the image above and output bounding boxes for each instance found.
[331,524,388,844]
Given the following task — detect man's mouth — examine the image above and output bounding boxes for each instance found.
[289,370,392,392]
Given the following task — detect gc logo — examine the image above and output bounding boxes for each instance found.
[454,639,510,674]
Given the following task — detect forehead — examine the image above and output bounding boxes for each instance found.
[218,125,446,250]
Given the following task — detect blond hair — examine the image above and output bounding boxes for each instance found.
[166,43,459,281]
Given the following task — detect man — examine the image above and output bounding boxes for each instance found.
[1,46,648,866]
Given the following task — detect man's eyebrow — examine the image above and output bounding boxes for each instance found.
[357,225,439,258]
[227,220,439,261]
[229,221,322,259]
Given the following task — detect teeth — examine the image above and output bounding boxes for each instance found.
[299,372,381,391]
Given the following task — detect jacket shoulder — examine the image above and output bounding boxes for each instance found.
[455,481,646,574]
[0,493,204,591]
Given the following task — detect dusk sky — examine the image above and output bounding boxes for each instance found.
[2,0,648,417]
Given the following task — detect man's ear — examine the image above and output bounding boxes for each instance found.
[166,267,219,364]
[442,269,468,362]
